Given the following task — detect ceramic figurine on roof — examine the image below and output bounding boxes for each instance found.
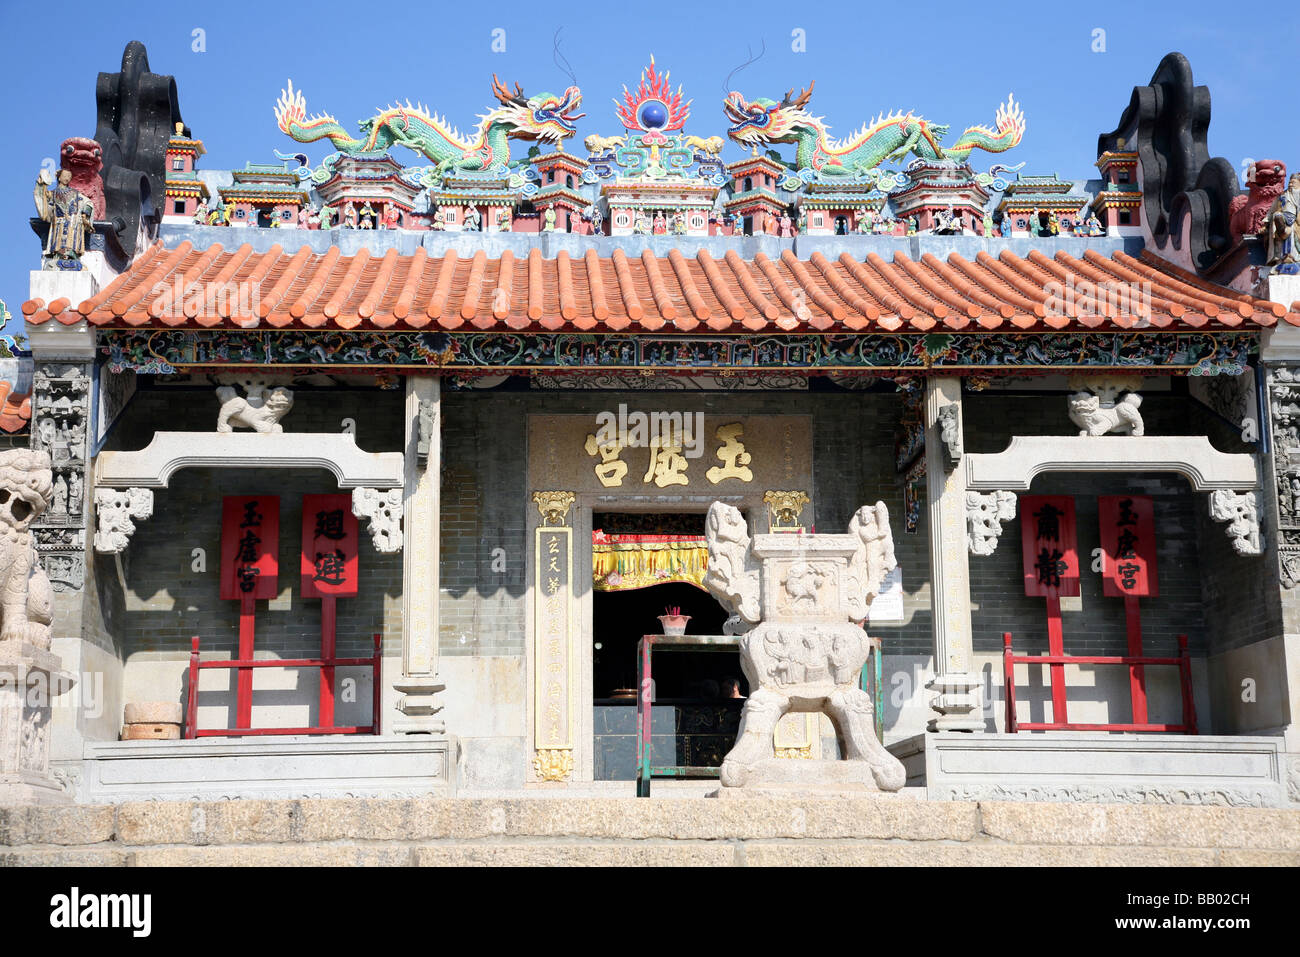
[275,76,585,179]
[724,84,1024,179]
[1267,173,1300,273]
[33,168,94,270]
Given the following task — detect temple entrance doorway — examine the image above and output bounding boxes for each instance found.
[589,511,744,780]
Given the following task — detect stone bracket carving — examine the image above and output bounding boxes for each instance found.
[966,490,1017,556]
[351,487,403,553]
[416,399,437,467]
[1208,490,1262,556]
[936,404,963,467]
[965,436,1258,491]
[93,487,154,554]
[95,432,405,489]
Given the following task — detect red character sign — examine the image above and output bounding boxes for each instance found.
[220,496,279,600]
[300,494,359,598]
[1098,495,1158,597]
[1019,495,1079,598]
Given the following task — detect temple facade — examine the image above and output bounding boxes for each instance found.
[4,42,1299,808]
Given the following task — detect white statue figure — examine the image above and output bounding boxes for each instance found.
[702,501,906,794]
[215,383,294,433]
[0,450,54,648]
[1068,390,1144,436]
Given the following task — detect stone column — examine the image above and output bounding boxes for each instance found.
[923,377,983,731]
[392,375,445,733]
[26,319,121,791]
[1259,279,1300,800]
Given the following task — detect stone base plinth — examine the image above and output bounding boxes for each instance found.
[891,732,1289,807]
[0,773,72,805]
[75,734,457,803]
[715,758,894,798]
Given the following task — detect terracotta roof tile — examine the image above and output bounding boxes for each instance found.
[25,240,1296,334]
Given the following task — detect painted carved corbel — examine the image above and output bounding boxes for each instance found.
[92,487,153,554]
[351,487,403,553]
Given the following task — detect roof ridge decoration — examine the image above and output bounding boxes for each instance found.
[722,83,1025,197]
[1097,52,1238,275]
[274,76,585,182]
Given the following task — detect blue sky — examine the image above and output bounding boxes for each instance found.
[3,0,1297,335]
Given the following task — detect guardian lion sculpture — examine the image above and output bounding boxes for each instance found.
[0,450,54,649]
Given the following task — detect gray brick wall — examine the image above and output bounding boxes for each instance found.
[438,388,934,658]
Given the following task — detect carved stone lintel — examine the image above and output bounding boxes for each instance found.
[1208,490,1262,556]
[533,748,574,782]
[92,487,153,554]
[532,490,575,527]
[351,487,403,553]
[966,490,1017,556]
[763,490,809,530]
[936,404,963,467]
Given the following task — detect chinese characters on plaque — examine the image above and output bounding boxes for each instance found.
[220,496,279,600]
[534,525,572,751]
[300,493,359,598]
[584,422,754,489]
[1019,495,1080,598]
[1098,495,1158,597]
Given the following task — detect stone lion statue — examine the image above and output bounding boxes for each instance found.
[0,450,54,649]
[215,384,294,433]
[1068,390,1143,436]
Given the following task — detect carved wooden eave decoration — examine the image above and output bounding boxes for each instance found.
[93,432,404,489]
[964,436,1258,492]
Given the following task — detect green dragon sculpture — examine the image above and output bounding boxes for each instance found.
[723,81,1025,176]
[274,76,585,178]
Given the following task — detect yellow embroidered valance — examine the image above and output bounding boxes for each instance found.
[591,532,709,592]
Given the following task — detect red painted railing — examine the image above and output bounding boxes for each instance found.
[1002,632,1196,734]
[185,633,383,737]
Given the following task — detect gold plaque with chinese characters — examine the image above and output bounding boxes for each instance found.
[528,414,812,496]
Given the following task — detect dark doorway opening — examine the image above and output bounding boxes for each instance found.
[591,511,747,780]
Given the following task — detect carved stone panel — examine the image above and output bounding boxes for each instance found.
[31,363,91,593]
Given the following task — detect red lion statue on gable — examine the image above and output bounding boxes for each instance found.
[1229,159,1287,243]
[59,137,105,220]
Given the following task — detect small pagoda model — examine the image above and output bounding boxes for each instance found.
[217,161,308,227]
[314,153,424,230]
[163,122,209,224]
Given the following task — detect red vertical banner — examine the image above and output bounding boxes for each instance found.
[300,494,359,598]
[1019,495,1080,597]
[1098,495,1159,597]
[220,496,280,600]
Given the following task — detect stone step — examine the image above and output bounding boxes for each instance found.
[2,796,1298,867]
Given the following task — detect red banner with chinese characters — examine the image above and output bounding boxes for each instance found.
[1020,495,1079,597]
[1098,495,1159,597]
[220,496,279,600]
[300,493,359,598]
